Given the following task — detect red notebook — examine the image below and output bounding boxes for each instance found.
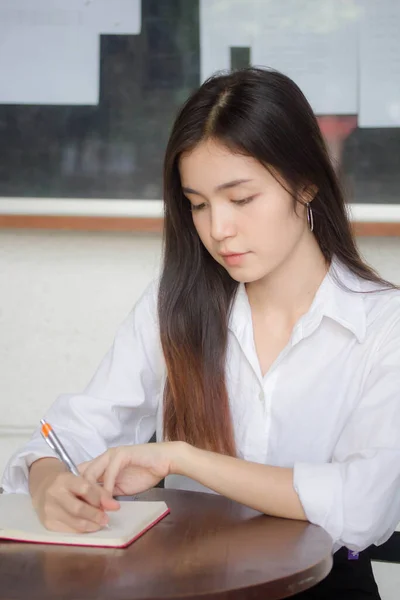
[0,493,169,548]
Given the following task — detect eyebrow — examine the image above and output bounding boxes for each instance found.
[182,178,253,196]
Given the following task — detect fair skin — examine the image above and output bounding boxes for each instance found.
[29,139,328,532]
[29,458,120,533]
[180,140,327,375]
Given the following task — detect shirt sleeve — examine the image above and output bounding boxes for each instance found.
[1,280,164,494]
[293,316,400,552]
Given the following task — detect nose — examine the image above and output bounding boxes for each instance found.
[210,204,237,242]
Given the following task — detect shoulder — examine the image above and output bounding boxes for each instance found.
[353,277,400,356]
[132,277,160,323]
[116,278,161,344]
[331,258,400,345]
[116,278,164,374]
[359,280,400,332]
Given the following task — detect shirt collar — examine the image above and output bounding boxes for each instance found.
[302,257,367,343]
[228,256,367,344]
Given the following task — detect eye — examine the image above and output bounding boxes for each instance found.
[232,196,255,206]
[190,202,207,212]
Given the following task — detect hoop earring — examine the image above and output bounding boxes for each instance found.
[306,202,314,232]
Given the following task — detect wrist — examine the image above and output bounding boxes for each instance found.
[29,458,64,498]
[169,441,195,476]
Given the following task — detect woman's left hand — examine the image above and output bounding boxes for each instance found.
[80,442,184,496]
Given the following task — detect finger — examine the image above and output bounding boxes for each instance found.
[99,489,120,511]
[103,453,128,496]
[78,461,89,475]
[57,492,109,528]
[82,454,109,485]
[78,460,104,481]
[73,465,119,511]
[50,507,104,533]
[61,511,104,533]
[43,511,102,534]
[69,477,103,508]
[68,477,119,516]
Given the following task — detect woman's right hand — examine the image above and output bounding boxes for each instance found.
[29,458,120,533]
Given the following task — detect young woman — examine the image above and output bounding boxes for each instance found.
[3,68,400,599]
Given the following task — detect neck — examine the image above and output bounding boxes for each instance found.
[245,235,328,323]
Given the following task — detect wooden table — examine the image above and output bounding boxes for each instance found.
[0,488,333,600]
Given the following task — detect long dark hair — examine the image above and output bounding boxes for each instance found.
[158,67,394,456]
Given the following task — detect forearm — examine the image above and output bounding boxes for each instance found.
[174,443,307,521]
[29,457,65,498]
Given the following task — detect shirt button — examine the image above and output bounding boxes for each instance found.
[259,390,265,402]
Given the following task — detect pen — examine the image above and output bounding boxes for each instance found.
[40,418,112,528]
[40,419,80,476]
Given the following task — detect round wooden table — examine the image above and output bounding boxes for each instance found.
[0,488,333,600]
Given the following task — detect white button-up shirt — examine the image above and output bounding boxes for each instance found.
[3,259,400,553]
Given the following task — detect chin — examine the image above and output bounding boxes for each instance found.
[225,268,266,284]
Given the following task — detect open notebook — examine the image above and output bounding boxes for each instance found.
[0,493,170,548]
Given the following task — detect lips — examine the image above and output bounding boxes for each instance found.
[219,252,249,266]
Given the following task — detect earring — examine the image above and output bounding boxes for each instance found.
[306,202,314,232]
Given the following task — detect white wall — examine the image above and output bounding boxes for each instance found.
[0,229,162,474]
[0,229,400,596]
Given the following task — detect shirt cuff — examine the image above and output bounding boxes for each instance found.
[293,461,343,544]
[1,436,91,494]
[2,443,53,494]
